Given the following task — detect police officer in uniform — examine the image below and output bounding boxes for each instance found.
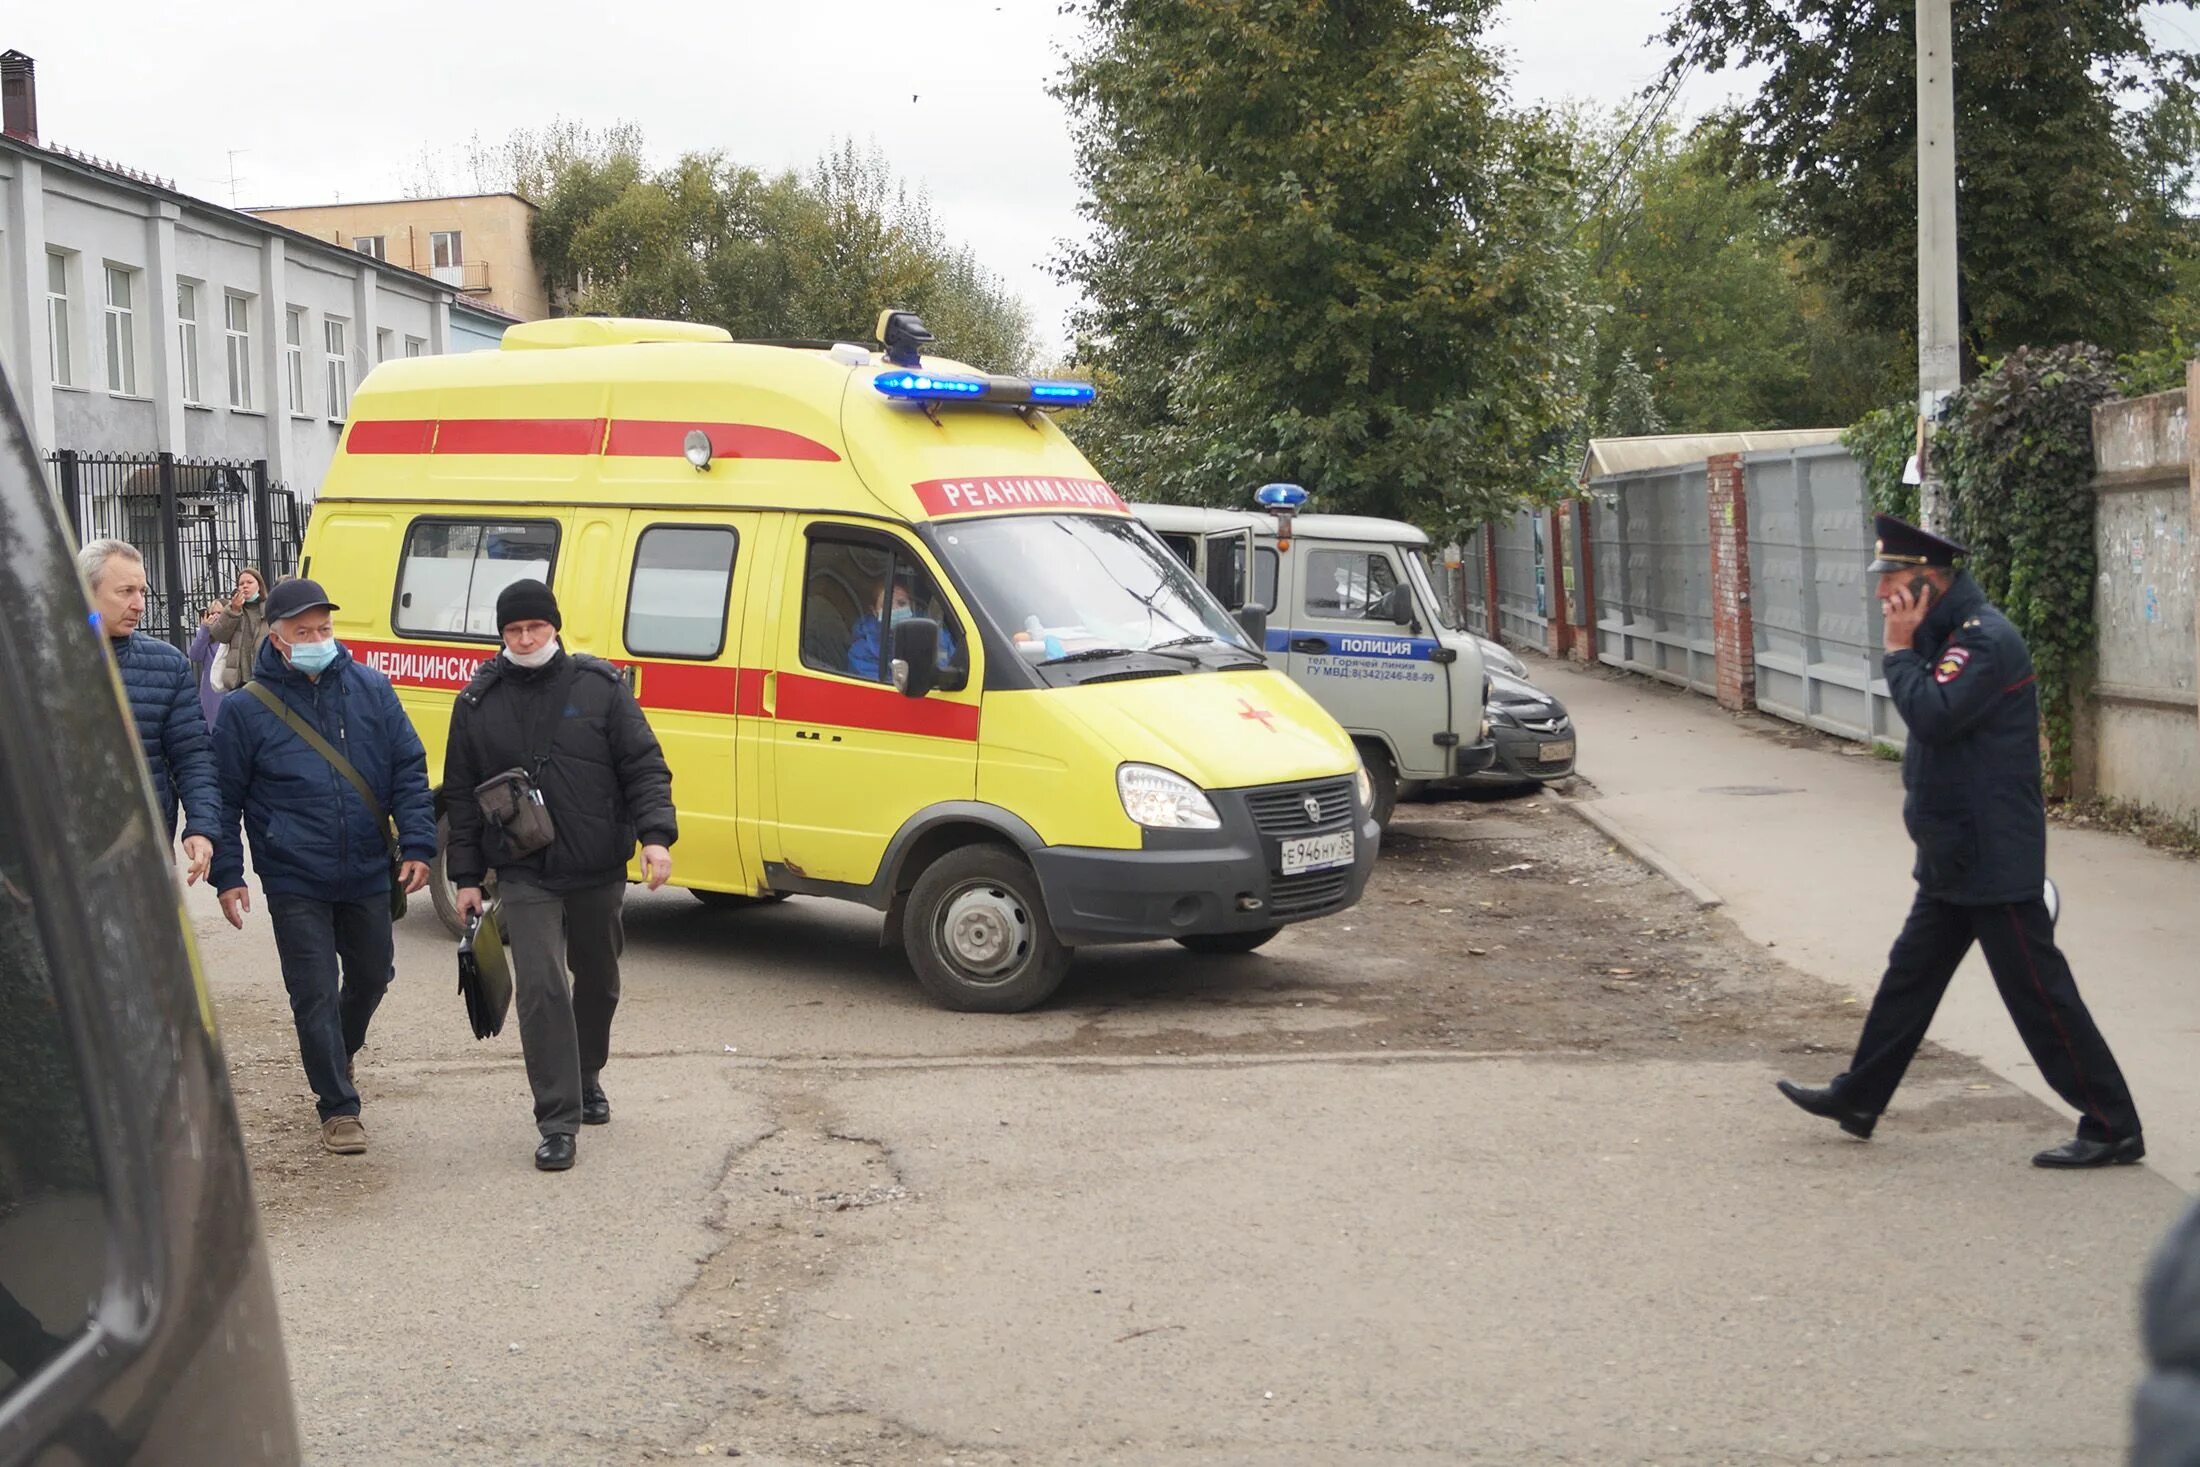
[1777,514,2144,1168]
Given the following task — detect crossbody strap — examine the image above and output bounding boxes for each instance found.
[244,680,398,858]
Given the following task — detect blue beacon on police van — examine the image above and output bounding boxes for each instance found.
[1133,485,1496,826]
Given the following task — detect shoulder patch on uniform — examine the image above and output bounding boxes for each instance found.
[1962,617,1982,630]
[1934,646,1971,684]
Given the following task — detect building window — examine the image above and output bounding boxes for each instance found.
[625,526,739,658]
[284,307,307,416]
[395,519,560,641]
[176,282,203,406]
[376,328,393,364]
[353,235,386,261]
[430,231,463,269]
[45,252,73,386]
[103,266,139,397]
[404,336,425,359]
[324,318,349,421]
[224,293,254,411]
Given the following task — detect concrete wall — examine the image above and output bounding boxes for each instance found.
[0,136,468,500]
[2084,387,2199,822]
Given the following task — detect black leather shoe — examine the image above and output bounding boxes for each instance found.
[1776,1079,1877,1140]
[581,1082,610,1126]
[2033,1134,2144,1169]
[534,1134,576,1171]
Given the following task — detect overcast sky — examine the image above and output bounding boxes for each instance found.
[13,2,1760,356]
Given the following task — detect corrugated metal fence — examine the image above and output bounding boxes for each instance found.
[1743,446,1907,744]
[1589,464,1716,694]
[1489,511,1547,647]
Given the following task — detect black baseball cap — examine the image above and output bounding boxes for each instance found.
[264,578,340,621]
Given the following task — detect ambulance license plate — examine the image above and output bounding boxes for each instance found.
[1539,739,1575,763]
[1281,831,1355,875]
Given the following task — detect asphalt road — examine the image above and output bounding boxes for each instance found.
[188,797,2191,1465]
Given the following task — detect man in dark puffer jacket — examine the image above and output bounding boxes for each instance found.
[213,579,436,1155]
[444,580,676,1172]
[79,540,219,884]
[2136,1200,2200,1467]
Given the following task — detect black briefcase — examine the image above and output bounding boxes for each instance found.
[456,905,513,1040]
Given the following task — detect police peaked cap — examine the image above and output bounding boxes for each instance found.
[1867,513,1968,573]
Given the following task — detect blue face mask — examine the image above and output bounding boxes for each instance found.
[286,637,341,675]
[888,606,913,628]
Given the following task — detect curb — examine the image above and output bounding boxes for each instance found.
[1552,795,1726,911]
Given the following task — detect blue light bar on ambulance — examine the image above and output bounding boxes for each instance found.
[874,369,988,400]
[1256,482,1310,510]
[872,369,1100,409]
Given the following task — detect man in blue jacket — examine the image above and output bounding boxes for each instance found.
[79,540,219,885]
[212,578,435,1155]
[1777,515,2141,1168]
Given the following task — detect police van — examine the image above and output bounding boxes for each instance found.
[298,314,1380,1011]
[1133,497,1498,827]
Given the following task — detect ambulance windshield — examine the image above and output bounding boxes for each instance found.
[936,514,1259,666]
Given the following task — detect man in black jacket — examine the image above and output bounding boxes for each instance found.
[1776,515,2142,1168]
[443,581,677,1171]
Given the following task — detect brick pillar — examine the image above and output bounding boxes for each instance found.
[1571,497,1599,664]
[1482,529,1501,644]
[1707,453,1756,711]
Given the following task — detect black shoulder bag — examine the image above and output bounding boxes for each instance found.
[470,664,574,865]
[243,681,409,921]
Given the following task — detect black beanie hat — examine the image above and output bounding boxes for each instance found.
[495,579,562,632]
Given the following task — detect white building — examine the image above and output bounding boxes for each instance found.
[0,50,513,499]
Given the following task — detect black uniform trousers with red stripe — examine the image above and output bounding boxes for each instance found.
[1833,892,2141,1142]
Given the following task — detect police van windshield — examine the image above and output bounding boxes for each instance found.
[936,515,1257,664]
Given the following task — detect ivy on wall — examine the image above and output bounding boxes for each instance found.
[1935,344,2123,795]
[1842,403,1920,524]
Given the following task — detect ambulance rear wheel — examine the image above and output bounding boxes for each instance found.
[905,846,1071,1013]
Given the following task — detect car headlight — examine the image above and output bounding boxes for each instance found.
[1357,763,1374,809]
[1117,764,1222,830]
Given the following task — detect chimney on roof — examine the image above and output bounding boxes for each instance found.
[2,51,36,144]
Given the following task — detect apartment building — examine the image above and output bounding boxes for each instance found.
[250,193,548,322]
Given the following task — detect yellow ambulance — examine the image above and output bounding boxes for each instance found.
[299,313,1378,1010]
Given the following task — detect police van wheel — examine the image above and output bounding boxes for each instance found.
[905,846,1071,1013]
[1358,744,1399,830]
[1175,927,1282,956]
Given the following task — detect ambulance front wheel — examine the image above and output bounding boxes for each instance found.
[904,845,1072,1013]
[429,816,496,940]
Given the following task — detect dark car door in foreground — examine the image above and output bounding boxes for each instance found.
[0,361,298,1465]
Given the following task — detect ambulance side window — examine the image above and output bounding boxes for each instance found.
[1304,549,1396,619]
[799,533,968,690]
[395,518,560,642]
[0,779,114,1412]
[625,526,738,660]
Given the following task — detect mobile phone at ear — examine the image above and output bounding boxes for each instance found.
[1906,575,1932,603]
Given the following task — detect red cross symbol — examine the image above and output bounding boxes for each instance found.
[1236,698,1277,732]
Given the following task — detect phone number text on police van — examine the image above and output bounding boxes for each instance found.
[1300,658,1439,685]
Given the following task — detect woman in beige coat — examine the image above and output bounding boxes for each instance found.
[205,567,269,695]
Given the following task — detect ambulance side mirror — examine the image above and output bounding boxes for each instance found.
[890,617,942,699]
[1233,605,1268,652]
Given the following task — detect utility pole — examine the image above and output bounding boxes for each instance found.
[1915,0,1960,530]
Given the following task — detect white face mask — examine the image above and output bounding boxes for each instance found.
[505,637,560,670]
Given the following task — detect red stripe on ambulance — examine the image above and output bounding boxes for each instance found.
[341,417,839,462]
[911,476,1126,517]
[777,673,980,741]
[604,420,841,463]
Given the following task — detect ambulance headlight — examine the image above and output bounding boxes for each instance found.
[1117,764,1221,831]
[1357,763,1374,810]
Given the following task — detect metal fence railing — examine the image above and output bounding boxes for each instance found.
[49,451,306,650]
[1589,465,1717,695]
[1490,510,1548,647]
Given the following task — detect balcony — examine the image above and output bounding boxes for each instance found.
[429,260,492,295]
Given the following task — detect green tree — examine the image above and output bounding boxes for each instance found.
[1663,0,2199,368]
[1057,0,1585,532]
[527,135,1035,369]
